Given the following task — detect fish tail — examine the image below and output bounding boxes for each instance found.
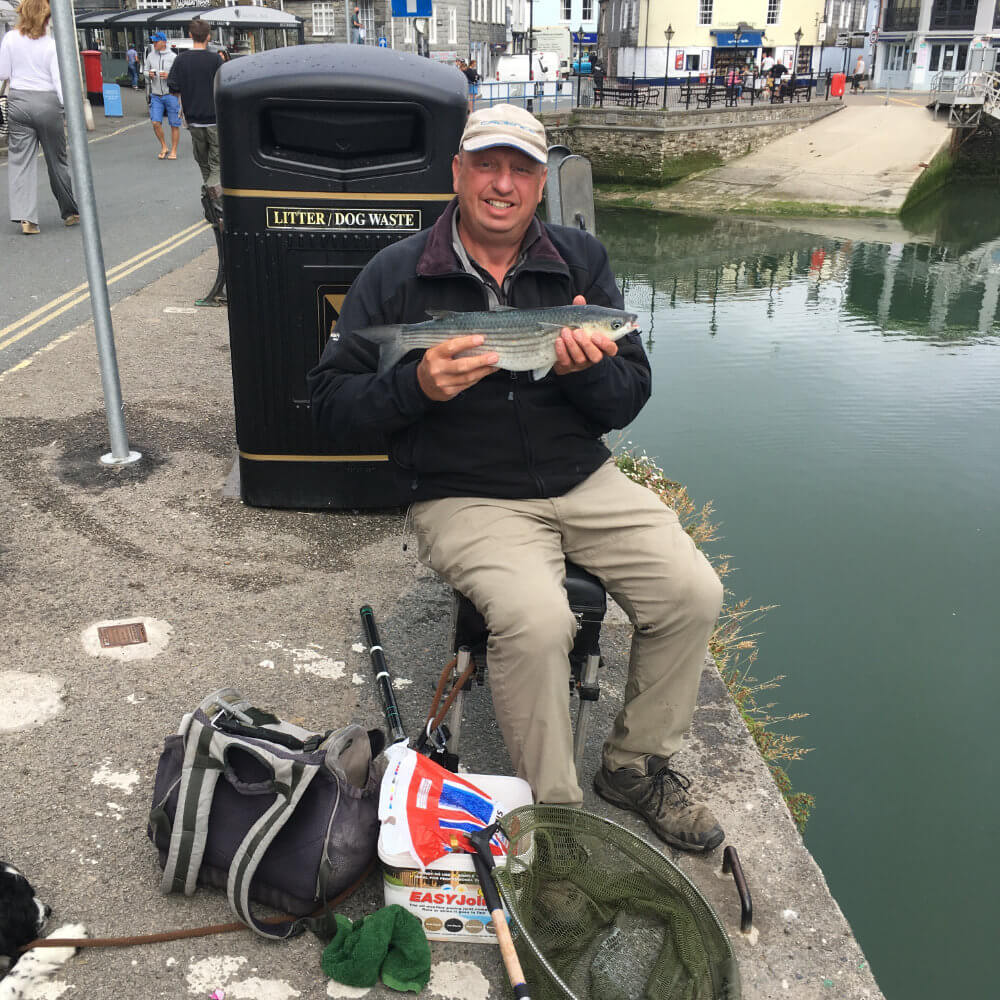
[355,325,406,374]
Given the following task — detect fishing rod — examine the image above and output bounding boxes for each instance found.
[359,605,407,744]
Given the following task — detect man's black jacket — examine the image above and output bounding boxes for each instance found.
[306,198,651,501]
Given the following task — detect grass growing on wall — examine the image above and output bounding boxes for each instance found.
[614,446,815,830]
[899,142,957,214]
[588,150,723,186]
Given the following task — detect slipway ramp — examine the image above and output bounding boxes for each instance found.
[644,101,951,216]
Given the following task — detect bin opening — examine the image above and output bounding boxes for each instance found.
[261,103,427,172]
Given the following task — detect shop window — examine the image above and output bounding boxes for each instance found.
[686,53,700,70]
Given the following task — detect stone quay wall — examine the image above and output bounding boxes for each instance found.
[541,103,844,186]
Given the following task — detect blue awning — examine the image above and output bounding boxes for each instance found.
[712,30,763,48]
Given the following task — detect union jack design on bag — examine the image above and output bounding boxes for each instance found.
[378,743,507,867]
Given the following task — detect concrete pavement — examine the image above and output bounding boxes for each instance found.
[0,250,883,999]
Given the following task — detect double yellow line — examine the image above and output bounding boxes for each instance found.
[0,219,211,355]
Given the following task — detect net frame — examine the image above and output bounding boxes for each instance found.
[492,805,741,1000]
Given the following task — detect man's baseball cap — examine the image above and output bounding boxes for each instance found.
[150,32,167,42]
[460,104,547,164]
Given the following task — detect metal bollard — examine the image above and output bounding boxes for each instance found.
[196,187,226,307]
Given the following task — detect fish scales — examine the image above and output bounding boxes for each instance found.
[356,304,640,379]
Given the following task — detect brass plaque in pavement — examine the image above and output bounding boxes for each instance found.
[97,622,148,648]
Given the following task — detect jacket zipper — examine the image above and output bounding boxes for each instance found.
[410,271,494,494]
[508,374,546,497]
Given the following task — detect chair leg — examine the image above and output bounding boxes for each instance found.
[572,651,601,767]
[445,646,473,760]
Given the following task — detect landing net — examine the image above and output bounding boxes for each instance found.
[492,806,740,1000]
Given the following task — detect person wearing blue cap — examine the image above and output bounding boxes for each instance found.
[146,33,179,159]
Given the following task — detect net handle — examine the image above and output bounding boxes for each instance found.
[468,825,532,999]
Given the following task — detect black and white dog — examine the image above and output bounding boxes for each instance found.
[0,863,85,1000]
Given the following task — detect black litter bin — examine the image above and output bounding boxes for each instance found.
[217,45,467,509]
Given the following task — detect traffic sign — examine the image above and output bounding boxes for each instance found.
[390,0,432,16]
[870,29,878,45]
[378,36,388,47]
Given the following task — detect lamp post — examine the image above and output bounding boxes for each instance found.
[662,23,674,108]
[527,0,534,112]
[793,25,802,76]
[731,23,742,102]
[575,25,584,108]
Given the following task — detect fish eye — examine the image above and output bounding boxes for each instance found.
[611,320,622,329]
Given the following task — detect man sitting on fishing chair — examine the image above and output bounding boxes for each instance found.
[308,105,725,852]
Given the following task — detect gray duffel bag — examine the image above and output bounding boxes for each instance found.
[148,689,384,938]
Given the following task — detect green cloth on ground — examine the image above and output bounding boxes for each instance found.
[320,904,431,993]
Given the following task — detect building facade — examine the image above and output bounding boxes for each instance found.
[285,0,507,75]
[598,0,828,80]
[874,0,1000,88]
[814,0,876,75]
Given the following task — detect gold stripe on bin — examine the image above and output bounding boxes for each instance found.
[240,452,391,463]
[222,189,454,202]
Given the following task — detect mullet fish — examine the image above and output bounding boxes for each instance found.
[355,304,640,381]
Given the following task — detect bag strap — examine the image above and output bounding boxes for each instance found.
[226,752,322,938]
[159,714,225,897]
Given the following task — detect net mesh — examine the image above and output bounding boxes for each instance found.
[492,806,740,1000]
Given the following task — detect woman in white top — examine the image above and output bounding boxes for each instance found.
[0,0,79,235]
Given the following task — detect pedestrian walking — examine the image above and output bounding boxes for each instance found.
[351,6,364,44]
[0,0,79,235]
[126,43,139,89]
[146,32,179,160]
[852,55,866,94]
[167,19,223,207]
[464,58,479,111]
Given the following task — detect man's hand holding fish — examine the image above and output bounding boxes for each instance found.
[551,295,620,376]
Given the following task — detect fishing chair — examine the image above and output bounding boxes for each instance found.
[425,560,607,771]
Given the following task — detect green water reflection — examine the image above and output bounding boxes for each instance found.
[599,187,1000,1000]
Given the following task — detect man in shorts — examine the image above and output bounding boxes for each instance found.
[146,32,179,160]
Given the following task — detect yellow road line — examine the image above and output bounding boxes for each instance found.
[0,118,148,168]
[0,223,210,354]
[0,220,207,341]
[89,120,148,144]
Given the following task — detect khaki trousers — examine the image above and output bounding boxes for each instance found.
[189,124,220,189]
[411,459,723,805]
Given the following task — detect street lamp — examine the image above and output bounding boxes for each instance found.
[793,25,803,76]
[527,0,534,111]
[662,23,674,108]
[731,23,742,101]
[575,24,584,108]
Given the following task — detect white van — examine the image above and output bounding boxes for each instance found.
[494,51,560,83]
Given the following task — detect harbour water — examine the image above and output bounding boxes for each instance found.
[598,189,1000,1000]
